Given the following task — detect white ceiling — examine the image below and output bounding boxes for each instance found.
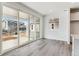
[22,2,79,15]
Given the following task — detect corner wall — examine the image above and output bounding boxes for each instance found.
[44,9,70,43]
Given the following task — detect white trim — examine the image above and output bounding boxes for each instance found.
[72,36,74,56]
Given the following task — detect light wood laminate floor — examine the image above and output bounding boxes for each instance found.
[2,39,72,56]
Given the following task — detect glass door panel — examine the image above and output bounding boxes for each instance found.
[2,6,18,52]
[19,12,29,45]
[35,17,40,40]
[0,17,2,54]
[30,15,36,41]
[36,24,40,39]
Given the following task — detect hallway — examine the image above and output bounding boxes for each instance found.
[2,39,72,56]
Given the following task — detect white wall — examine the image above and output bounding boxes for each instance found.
[44,9,70,42]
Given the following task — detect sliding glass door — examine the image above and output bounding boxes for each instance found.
[29,16,40,41]
[29,15,36,41]
[19,11,29,45]
[0,5,40,54]
[35,17,40,40]
[0,14,2,54]
[2,6,18,52]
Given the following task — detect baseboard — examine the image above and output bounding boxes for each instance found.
[43,38,68,43]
